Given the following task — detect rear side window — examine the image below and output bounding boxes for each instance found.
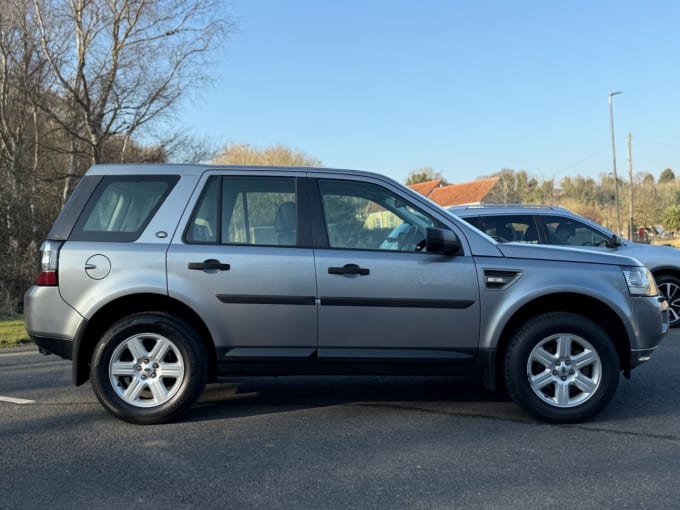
[70,175,179,242]
[185,176,298,246]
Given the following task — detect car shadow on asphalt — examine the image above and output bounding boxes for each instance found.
[185,375,531,424]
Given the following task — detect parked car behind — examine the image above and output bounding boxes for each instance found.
[25,165,668,425]
[450,204,680,328]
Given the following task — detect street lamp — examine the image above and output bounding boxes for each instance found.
[608,91,622,235]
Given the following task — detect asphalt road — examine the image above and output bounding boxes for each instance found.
[1,331,679,510]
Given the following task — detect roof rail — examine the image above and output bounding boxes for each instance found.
[449,203,559,210]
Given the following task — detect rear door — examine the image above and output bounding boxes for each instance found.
[167,171,318,361]
[311,176,481,368]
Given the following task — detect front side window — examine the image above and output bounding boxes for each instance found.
[71,175,179,241]
[541,215,610,247]
[318,179,434,251]
[186,176,297,246]
[466,215,538,243]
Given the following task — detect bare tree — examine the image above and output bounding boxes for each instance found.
[160,132,217,164]
[0,0,52,313]
[406,166,447,185]
[481,169,521,204]
[31,0,232,197]
[213,143,322,167]
[659,168,675,184]
[0,0,231,313]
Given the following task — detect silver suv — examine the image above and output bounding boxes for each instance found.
[25,165,669,424]
[450,204,680,327]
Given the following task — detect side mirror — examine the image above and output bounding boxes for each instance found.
[611,234,624,247]
[426,227,462,255]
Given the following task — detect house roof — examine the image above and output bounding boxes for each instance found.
[408,178,443,197]
[425,177,500,207]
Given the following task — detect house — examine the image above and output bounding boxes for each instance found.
[409,177,501,207]
[408,178,444,198]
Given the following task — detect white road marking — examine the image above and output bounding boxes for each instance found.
[0,349,40,358]
[0,396,34,404]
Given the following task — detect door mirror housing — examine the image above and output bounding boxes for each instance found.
[611,234,624,247]
[426,227,462,255]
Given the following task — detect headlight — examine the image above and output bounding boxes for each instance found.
[621,266,658,297]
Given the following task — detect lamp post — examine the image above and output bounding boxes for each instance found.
[608,91,623,235]
[628,132,634,241]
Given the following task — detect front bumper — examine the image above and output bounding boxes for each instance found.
[628,295,669,369]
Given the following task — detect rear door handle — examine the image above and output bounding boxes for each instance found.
[188,259,231,271]
[328,264,370,276]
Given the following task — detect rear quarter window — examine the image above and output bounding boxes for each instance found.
[69,175,179,242]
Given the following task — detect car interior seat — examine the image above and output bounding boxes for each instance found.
[494,223,516,242]
[522,224,539,243]
[275,201,297,245]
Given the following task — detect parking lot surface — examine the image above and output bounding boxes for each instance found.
[1,331,679,509]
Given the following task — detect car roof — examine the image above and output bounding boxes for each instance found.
[86,163,393,181]
[449,204,574,216]
[449,203,620,238]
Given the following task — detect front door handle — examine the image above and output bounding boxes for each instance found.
[328,264,370,276]
[188,259,231,271]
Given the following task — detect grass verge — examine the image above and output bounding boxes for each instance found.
[0,318,31,349]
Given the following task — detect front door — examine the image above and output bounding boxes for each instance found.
[312,177,480,366]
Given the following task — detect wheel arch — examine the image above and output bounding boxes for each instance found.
[651,266,680,281]
[486,293,630,393]
[73,294,217,386]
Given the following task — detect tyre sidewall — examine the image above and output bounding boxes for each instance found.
[91,313,207,425]
[505,312,620,423]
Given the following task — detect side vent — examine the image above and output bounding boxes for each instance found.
[484,269,522,290]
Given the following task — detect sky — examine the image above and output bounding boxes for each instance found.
[175,0,680,185]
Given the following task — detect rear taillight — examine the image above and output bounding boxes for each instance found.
[36,240,62,286]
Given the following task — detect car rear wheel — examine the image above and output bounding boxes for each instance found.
[504,312,619,423]
[91,312,207,425]
[655,274,680,328]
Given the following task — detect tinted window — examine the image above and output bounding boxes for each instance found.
[318,179,434,251]
[185,176,297,246]
[541,215,610,246]
[468,215,538,243]
[70,175,179,242]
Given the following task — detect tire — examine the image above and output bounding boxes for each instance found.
[91,312,208,425]
[504,312,620,423]
[655,274,680,328]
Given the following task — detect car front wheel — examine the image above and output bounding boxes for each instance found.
[504,312,620,423]
[91,312,207,425]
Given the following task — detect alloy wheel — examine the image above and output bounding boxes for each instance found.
[108,333,186,408]
[527,333,602,408]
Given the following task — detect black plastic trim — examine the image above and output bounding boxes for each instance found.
[29,335,74,360]
[217,347,316,360]
[320,297,474,309]
[215,359,477,377]
[47,175,103,240]
[217,295,316,305]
